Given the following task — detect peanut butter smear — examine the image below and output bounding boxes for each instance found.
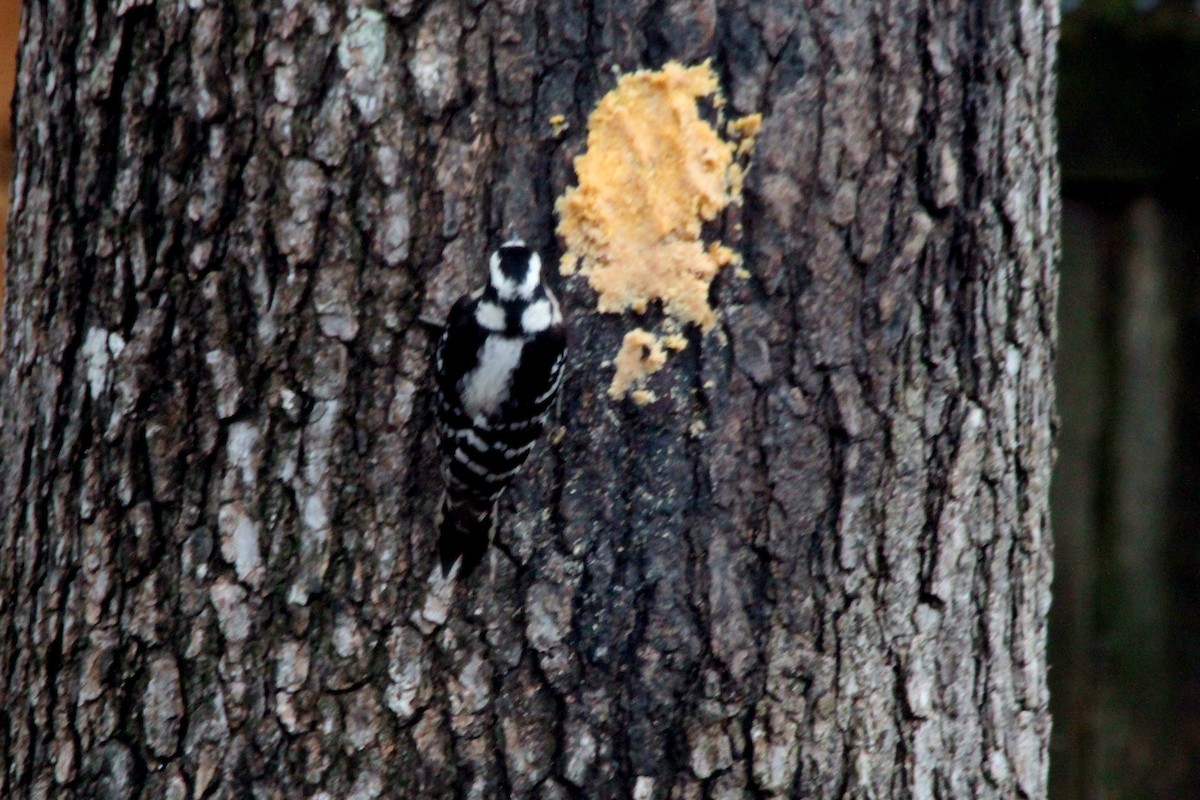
[556,61,760,400]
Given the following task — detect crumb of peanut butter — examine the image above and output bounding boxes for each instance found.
[555,61,759,400]
[730,114,762,151]
[608,329,668,400]
[662,334,688,352]
[631,389,657,406]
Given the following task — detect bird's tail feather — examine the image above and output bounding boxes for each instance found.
[436,482,498,578]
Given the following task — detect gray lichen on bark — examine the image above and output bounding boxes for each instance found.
[0,1,1056,798]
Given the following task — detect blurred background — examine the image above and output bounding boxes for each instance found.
[1055,1,1200,798]
[0,1,1194,797]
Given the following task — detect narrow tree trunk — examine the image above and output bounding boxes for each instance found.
[0,2,1057,798]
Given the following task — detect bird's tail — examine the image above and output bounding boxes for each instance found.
[435,479,499,578]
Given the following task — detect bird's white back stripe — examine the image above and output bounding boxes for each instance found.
[460,336,524,418]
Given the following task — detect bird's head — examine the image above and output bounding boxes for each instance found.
[488,238,542,300]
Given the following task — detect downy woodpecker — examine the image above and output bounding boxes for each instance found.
[432,238,566,577]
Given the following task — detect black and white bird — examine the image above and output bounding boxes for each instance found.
[432,237,566,578]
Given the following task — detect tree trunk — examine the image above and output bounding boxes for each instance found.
[0,1,1057,798]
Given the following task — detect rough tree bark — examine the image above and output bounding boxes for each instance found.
[0,1,1057,798]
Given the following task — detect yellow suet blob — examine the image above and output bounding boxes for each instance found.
[556,61,760,399]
